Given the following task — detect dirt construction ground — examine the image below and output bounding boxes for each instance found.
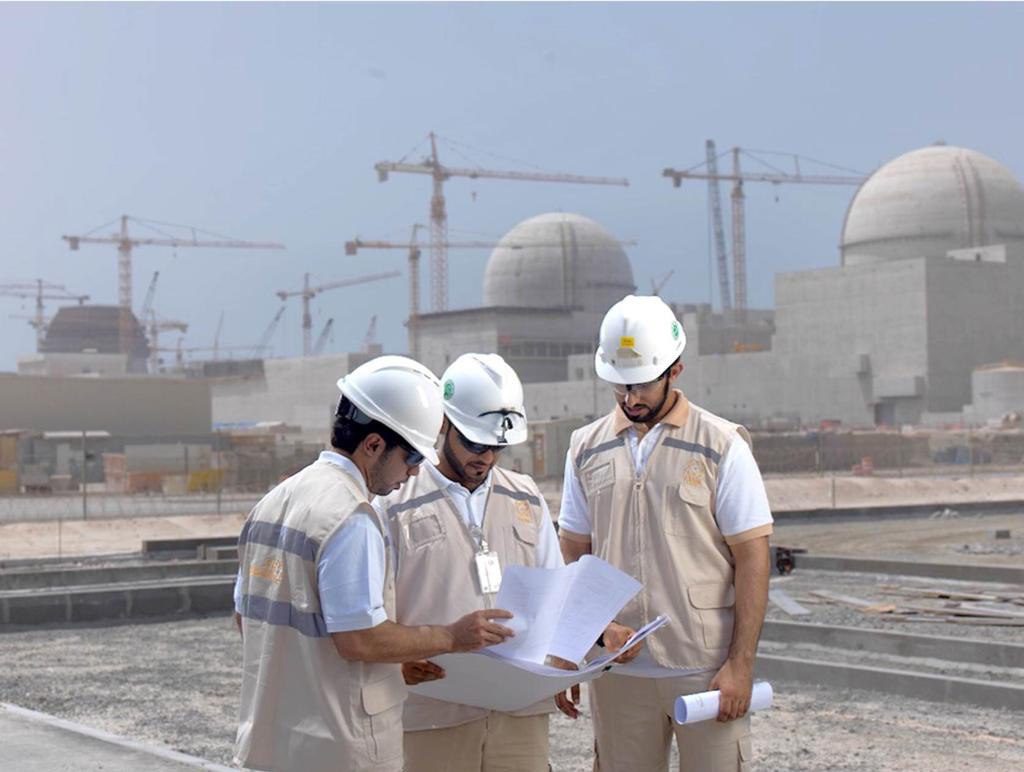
[1,485,1023,769]
[1,615,1022,772]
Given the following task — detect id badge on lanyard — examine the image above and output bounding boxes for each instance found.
[470,526,502,594]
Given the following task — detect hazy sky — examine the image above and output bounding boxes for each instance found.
[2,2,1023,369]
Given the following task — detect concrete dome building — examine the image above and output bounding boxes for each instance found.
[841,144,1024,266]
[482,212,635,312]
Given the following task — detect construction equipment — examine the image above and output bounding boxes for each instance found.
[62,215,284,354]
[313,318,335,356]
[663,143,865,314]
[138,272,188,373]
[650,270,675,297]
[374,131,629,312]
[346,230,637,359]
[0,279,89,348]
[253,305,287,357]
[276,271,400,357]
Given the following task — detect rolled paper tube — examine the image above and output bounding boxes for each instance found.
[673,681,774,725]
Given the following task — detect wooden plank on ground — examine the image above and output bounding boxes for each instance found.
[900,602,1022,619]
[809,590,878,608]
[769,588,810,617]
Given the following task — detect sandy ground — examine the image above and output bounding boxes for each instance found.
[0,615,1022,771]
[0,512,247,563]
[773,511,1024,566]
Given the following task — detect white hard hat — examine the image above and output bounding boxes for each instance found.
[594,295,686,385]
[336,355,444,464]
[441,353,528,446]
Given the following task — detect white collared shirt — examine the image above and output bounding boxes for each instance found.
[422,462,563,570]
[235,450,390,633]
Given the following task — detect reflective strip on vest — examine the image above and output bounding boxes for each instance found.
[662,437,722,464]
[491,484,541,507]
[240,593,329,638]
[385,489,445,519]
[575,436,626,468]
[239,520,321,562]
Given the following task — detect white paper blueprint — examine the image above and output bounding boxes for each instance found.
[487,555,643,665]
[411,615,670,712]
[673,681,774,724]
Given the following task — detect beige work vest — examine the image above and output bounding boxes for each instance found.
[234,459,406,772]
[381,464,554,731]
[569,395,751,671]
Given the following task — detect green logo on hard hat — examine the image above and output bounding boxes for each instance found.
[671,322,681,341]
[443,379,455,400]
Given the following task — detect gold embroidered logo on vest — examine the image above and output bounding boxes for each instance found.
[249,557,284,584]
[682,458,704,488]
[515,500,532,524]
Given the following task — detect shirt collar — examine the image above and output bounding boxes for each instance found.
[611,389,690,435]
[318,450,370,498]
[425,460,492,497]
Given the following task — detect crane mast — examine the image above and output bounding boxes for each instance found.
[663,144,865,314]
[374,131,629,312]
[705,141,733,312]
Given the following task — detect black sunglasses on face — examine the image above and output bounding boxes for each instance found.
[399,443,425,466]
[454,428,505,456]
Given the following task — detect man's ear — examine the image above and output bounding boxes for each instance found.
[440,417,451,434]
[360,432,387,460]
[670,359,684,381]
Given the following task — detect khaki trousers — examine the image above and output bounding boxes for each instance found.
[403,712,549,772]
[589,672,752,772]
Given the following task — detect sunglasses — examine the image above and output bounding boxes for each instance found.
[611,369,670,396]
[454,428,505,456]
[399,442,425,467]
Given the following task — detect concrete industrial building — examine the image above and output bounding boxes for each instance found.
[18,305,151,377]
[204,143,1024,442]
[415,212,636,383]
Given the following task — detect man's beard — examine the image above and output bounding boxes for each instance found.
[623,380,671,424]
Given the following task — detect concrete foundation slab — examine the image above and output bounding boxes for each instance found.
[0,703,234,771]
[757,654,1024,711]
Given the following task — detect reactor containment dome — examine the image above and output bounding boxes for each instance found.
[482,212,635,313]
[840,144,1024,267]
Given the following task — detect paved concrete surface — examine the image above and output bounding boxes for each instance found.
[0,703,234,771]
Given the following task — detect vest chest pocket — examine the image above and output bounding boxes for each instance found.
[512,516,538,546]
[582,461,615,492]
[664,480,712,536]
[405,512,446,549]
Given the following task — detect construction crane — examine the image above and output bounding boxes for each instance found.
[276,271,401,357]
[375,131,629,312]
[253,305,287,357]
[62,214,285,354]
[138,271,189,372]
[313,318,335,356]
[0,279,90,348]
[650,270,675,297]
[663,143,865,314]
[704,142,733,311]
[346,229,637,359]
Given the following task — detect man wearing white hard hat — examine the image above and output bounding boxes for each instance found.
[558,297,773,772]
[379,353,608,772]
[234,356,516,772]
